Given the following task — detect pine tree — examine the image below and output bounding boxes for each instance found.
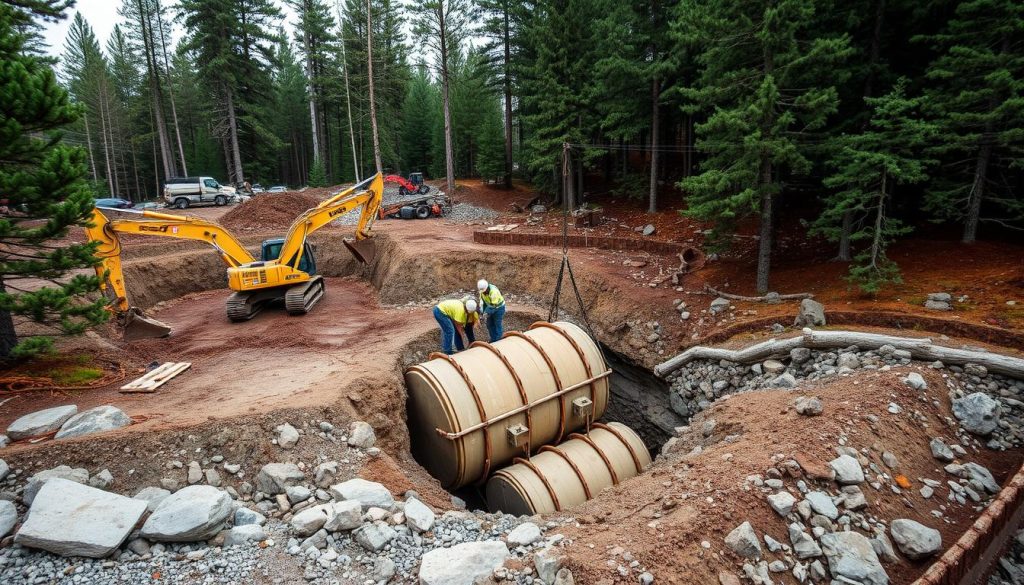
[308,157,327,187]
[919,0,1024,241]
[675,0,852,293]
[401,63,440,175]
[409,0,477,197]
[0,0,108,360]
[816,80,936,293]
[476,101,506,182]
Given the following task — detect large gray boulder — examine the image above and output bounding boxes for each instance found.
[724,521,762,559]
[15,478,146,558]
[23,465,89,505]
[793,299,826,327]
[805,492,839,520]
[830,455,865,485]
[0,500,17,537]
[418,541,510,585]
[961,462,1000,494]
[820,531,889,585]
[348,421,376,449]
[767,492,796,517]
[329,478,394,510]
[55,405,131,440]
[291,505,331,537]
[890,519,941,560]
[140,485,232,542]
[255,463,305,495]
[405,498,436,533]
[7,405,78,440]
[952,393,1001,435]
[788,523,822,559]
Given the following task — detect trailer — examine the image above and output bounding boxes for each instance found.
[377,194,446,220]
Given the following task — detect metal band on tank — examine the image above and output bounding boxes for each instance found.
[569,431,620,485]
[530,322,599,411]
[592,422,644,474]
[430,353,494,482]
[539,444,592,500]
[504,331,566,441]
[513,456,562,511]
[470,341,532,447]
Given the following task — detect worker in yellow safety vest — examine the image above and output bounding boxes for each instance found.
[476,279,506,342]
[433,297,479,354]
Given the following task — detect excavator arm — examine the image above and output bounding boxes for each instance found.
[276,173,383,268]
[85,207,257,339]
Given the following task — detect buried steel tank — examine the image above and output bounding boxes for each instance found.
[485,421,651,515]
[404,321,610,489]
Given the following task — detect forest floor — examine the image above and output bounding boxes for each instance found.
[0,178,1022,584]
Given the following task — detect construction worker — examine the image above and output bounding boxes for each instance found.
[477,279,506,342]
[433,297,478,355]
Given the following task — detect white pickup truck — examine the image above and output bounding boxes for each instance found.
[163,177,237,209]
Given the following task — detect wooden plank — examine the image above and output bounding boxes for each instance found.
[120,362,191,393]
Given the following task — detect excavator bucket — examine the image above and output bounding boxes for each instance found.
[121,307,173,341]
[344,237,377,264]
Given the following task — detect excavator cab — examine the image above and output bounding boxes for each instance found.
[261,238,316,274]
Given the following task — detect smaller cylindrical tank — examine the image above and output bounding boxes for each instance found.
[485,422,651,515]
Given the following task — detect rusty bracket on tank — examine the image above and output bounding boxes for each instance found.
[506,424,530,447]
[433,369,613,441]
[593,422,644,474]
[514,456,562,511]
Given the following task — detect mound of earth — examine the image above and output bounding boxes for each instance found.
[554,365,1020,585]
[221,191,322,232]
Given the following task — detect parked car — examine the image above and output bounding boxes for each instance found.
[252,184,265,194]
[95,197,133,209]
[133,201,163,210]
[267,186,287,194]
[163,176,235,209]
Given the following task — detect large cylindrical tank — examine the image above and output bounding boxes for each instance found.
[405,321,610,489]
[485,422,651,515]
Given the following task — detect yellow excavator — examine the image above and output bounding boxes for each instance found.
[87,174,383,340]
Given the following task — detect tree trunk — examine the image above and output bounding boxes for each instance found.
[756,160,773,294]
[963,143,990,243]
[0,277,16,360]
[837,211,853,261]
[136,0,174,179]
[440,5,456,199]
[367,0,382,174]
[224,84,244,183]
[648,76,660,213]
[502,2,513,189]
[303,2,322,167]
[154,0,187,176]
[98,84,116,195]
[83,111,98,183]
[869,171,887,269]
[338,4,360,182]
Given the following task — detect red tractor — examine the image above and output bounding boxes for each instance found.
[383,172,429,196]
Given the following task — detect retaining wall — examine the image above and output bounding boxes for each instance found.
[473,230,686,255]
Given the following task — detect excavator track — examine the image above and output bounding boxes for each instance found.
[284,275,325,315]
[226,291,263,322]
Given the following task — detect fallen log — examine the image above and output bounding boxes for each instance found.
[653,328,1024,379]
[703,284,813,302]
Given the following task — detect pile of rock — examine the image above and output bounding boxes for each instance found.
[720,445,969,585]
[665,345,1024,449]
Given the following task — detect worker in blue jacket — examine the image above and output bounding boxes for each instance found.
[476,279,506,342]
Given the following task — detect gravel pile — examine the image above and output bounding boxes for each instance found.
[666,346,1024,449]
[443,202,501,224]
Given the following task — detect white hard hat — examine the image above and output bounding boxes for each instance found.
[465,299,478,313]
[477,279,489,291]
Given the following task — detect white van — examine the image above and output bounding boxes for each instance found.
[163,177,237,209]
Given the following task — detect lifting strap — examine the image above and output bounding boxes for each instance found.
[548,143,605,362]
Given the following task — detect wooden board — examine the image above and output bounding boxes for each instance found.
[120,362,191,393]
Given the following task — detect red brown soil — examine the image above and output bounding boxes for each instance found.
[220,191,324,232]
[557,367,1022,585]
